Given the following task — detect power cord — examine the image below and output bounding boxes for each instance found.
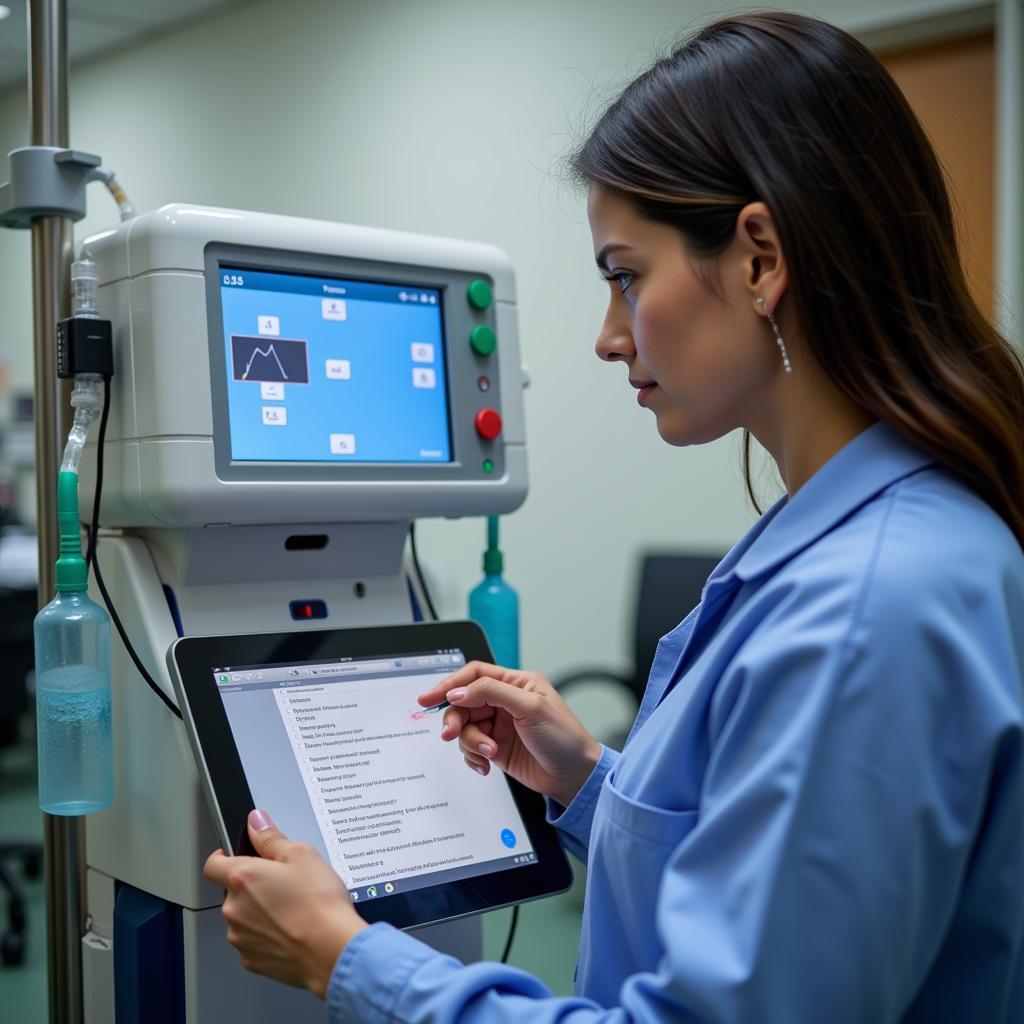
[500,905,520,964]
[86,376,182,719]
[407,519,520,964]
[407,520,439,620]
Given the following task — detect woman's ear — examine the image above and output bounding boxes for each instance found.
[736,201,788,314]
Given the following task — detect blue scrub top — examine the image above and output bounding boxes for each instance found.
[327,421,1024,1023]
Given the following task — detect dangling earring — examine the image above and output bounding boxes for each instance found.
[756,297,792,374]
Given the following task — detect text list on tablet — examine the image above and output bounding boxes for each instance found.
[213,650,536,902]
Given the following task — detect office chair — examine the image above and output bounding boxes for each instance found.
[552,552,723,748]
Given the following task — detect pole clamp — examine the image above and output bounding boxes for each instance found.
[0,146,106,228]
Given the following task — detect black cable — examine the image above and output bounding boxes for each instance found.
[408,520,439,621]
[84,377,109,572]
[88,376,182,719]
[500,905,519,964]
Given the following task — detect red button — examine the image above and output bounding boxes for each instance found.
[475,408,503,441]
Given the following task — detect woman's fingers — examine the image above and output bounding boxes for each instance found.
[438,675,543,747]
[203,849,230,887]
[447,677,544,722]
[440,703,496,740]
[458,721,498,759]
[417,661,514,706]
[441,706,468,740]
[464,753,490,776]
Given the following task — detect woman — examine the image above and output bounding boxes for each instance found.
[204,12,1024,1022]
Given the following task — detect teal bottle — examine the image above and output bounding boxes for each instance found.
[468,516,520,669]
[34,471,113,815]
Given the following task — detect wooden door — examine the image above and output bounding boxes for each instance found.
[881,32,996,318]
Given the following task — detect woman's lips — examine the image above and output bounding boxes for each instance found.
[634,382,656,406]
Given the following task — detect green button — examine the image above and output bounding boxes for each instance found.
[483,458,494,474]
[470,325,497,357]
[467,279,493,310]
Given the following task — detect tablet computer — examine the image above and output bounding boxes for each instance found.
[167,621,573,930]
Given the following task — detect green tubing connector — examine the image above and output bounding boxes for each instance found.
[55,469,88,592]
[483,515,503,575]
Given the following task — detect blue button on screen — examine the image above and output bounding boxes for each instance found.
[500,828,517,849]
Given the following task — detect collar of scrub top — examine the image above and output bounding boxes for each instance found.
[725,419,937,586]
[637,421,938,722]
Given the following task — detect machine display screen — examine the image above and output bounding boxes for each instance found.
[217,265,451,463]
[213,649,537,904]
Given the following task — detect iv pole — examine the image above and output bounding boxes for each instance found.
[27,0,83,1021]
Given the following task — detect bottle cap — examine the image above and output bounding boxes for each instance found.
[55,553,88,591]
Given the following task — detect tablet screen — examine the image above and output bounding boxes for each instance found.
[212,649,537,905]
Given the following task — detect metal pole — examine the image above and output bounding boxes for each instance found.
[28,1,83,1022]
[996,0,1024,348]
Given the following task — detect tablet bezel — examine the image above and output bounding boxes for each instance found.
[168,621,573,930]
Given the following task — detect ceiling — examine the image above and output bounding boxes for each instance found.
[0,0,252,93]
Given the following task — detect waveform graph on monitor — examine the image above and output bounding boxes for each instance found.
[231,335,310,384]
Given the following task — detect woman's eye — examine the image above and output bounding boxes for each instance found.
[603,271,634,294]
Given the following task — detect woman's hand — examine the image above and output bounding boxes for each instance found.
[418,661,602,808]
[204,810,368,1000]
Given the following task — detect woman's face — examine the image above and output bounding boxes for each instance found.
[587,186,779,446]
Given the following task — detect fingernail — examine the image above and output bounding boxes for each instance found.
[478,743,494,756]
[249,809,274,831]
[447,687,467,701]
[472,765,486,775]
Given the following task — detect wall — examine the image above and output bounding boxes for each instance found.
[0,0,950,678]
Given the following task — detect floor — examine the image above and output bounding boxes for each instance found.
[0,719,584,1022]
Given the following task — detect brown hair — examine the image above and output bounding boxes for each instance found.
[571,11,1024,546]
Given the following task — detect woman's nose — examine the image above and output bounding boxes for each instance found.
[595,313,635,363]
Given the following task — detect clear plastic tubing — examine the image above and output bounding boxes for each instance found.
[71,250,100,319]
[61,253,104,475]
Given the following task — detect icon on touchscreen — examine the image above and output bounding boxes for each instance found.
[366,885,378,898]
[500,828,517,849]
[384,882,395,893]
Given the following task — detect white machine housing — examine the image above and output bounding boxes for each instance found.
[78,203,527,526]
[75,205,528,1023]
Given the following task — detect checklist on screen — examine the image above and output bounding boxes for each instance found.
[216,651,536,902]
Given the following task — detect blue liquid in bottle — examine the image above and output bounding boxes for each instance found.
[468,516,520,669]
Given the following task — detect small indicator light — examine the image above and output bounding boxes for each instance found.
[289,599,328,620]
[483,459,494,474]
